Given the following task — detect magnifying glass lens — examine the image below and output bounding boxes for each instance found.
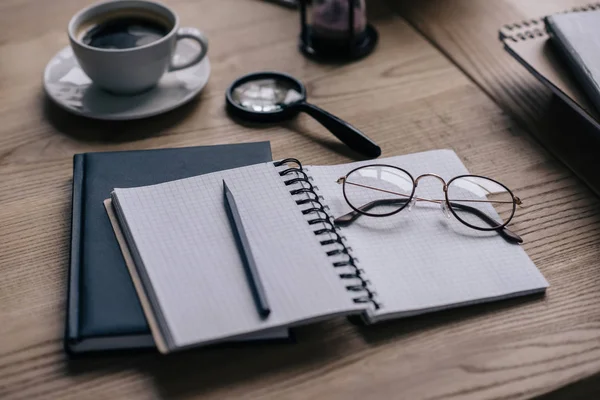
[232,79,303,113]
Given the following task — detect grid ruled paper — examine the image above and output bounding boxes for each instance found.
[307,149,549,322]
[112,162,365,351]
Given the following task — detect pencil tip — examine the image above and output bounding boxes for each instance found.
[223,180,229,195]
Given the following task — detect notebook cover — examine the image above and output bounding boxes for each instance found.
[66,142,273,354]
[499,10,600,124]
[498,5,600,197]
[545,10,600,115]
[104,199,170,354]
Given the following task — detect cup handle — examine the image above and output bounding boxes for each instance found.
[168,27,208,72]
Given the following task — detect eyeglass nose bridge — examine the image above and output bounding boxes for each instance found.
[414,173,448,191]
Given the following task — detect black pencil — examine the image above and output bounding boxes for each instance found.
[223,180,271,318]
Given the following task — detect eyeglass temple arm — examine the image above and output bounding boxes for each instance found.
[334,198,523,244]
[450,202,522,243]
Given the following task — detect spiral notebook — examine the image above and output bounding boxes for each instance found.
[106,149,548,354]
[499,3,600,125]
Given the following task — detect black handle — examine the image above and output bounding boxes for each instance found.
[295,102,381,158]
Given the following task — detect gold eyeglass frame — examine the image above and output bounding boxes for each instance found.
[334,164,523,244]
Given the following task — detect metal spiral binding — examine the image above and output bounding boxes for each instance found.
[500,3,600,42]
[273,158,380,310]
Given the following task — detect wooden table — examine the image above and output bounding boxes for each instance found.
[2,0,600,398]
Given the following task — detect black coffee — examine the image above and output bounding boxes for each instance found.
[81,16,169,49]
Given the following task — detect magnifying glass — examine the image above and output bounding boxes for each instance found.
[225,72,381,158]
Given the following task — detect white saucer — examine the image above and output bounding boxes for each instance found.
[43,42,210,120]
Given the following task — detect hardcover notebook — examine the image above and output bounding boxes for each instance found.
[499,4,600,197]
[66,142,287,354]
[107,149,548,353]
[499,4,600,126]
[545,10,600,115]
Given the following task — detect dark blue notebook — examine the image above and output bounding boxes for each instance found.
[66,142,274,353]
[546,10,600,115]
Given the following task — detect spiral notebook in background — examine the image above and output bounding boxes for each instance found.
[545,9,600,115]
[499,3,600,127]
[106,149,548,354]
[499,4,600,197]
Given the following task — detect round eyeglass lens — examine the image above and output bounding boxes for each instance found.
[446,176,515,230]
[343,165,414,217]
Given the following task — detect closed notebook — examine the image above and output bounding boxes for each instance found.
[499,5,600,125]
[545,10,600,115]
[498,5,600,198]
[66,142,287,354]
[107,149,548,353]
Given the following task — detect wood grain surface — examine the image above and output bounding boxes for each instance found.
[2,0,600,399]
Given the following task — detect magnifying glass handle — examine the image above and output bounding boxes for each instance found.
[296,102,381,158]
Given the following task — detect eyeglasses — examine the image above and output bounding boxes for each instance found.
[334,164,523,244]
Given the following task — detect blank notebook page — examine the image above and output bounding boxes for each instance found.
[308,150,548,322]
[112,162,363,350]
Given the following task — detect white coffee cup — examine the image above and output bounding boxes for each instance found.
[68,0,208,94]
